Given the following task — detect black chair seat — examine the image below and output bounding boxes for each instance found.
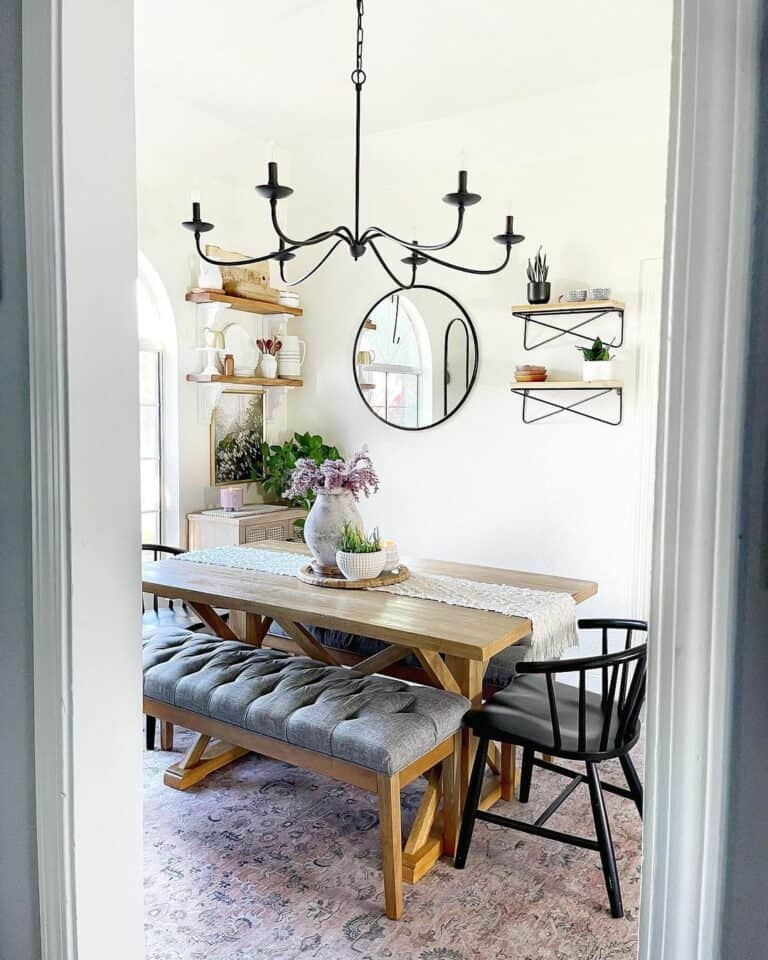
[465,674,631,759]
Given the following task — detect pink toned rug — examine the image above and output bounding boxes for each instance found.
[144,729,642,960]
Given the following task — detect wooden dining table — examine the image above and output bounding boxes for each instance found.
[142,540,597,881]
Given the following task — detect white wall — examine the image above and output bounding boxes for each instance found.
[289,67,669,642]
[61,0,144,956]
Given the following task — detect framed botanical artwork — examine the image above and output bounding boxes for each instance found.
[209,390,264,486]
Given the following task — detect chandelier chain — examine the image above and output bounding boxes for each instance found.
[352,0,366,86]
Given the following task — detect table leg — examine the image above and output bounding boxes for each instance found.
[444,656,484,811]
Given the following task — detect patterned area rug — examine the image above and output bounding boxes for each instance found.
[144,729,642,960]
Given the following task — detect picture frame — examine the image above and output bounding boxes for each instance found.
[209,390,265,486]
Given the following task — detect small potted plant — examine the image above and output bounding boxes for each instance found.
[336,522,387,581]
[576,337,616,382]
[526,246,551,304]
[256,338,282,379]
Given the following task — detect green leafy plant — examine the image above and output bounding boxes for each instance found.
[526,245,549,283]
[337,522,381,554]
[253,432,342,535]
[576,337,614,361]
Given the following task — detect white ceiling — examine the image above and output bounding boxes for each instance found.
[135,0,671,144]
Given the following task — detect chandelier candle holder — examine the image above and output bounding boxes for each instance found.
[182,0,524,288]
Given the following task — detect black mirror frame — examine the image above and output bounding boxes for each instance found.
[353,284,479,432]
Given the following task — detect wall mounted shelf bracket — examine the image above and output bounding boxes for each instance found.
[511,301,625,350]
[511,383,623,426]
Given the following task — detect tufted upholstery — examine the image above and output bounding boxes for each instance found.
[143,628,470,775]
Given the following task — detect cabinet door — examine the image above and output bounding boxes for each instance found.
[242,521,290,544]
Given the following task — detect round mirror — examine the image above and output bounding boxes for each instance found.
[353,285,478,430]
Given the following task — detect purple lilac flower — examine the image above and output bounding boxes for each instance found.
[283,445,380,501]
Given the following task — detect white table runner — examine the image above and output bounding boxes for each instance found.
[177,546,579,660]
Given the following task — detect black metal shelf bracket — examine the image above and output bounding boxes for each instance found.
[511,386,623,426]
[512,305,625,350]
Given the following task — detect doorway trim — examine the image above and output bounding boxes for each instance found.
[638,0,761,957]
[22,1,762,959]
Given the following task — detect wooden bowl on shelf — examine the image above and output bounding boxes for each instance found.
[514,364,548,383]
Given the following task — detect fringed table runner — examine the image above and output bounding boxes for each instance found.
[177,546,578,660]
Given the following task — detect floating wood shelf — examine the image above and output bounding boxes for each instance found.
[186,289,303,317]
[187,373,303,388]
[511,379,622,390]
[511,299,624,350]
[511,380,623,425]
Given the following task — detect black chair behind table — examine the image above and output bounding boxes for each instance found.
[142,543,230,750]
[454,619,647,918]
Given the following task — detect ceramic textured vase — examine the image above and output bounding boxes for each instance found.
[336,549,387,581]
[304,490,363,575]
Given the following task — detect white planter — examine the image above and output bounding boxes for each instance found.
[260,354,278,379]
[336,549,387,581]
[583,359,615,382]
[304,490,363,575]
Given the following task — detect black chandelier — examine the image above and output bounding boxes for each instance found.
[182,0,525,288]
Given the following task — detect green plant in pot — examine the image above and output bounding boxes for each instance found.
[576,337,616,383]
[335,522,386,581]
[526,246,551,304]
[253,431,342,537]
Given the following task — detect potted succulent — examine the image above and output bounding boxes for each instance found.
[335,522,386,581]
[256,338,282,379]
[284,445,379,574]
[577,337,616,382]
[526,246,551,304]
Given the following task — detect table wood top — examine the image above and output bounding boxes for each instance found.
[142,541,597,662]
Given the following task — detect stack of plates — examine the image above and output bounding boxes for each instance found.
[515,364,548,382]
[278,291,301,308]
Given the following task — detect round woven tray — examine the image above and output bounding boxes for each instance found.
[296,564,410,590]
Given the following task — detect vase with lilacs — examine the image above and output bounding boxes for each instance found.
[285,446,380,574]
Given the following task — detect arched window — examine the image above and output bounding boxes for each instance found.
[137,252,179,545]
[357,293,433,427]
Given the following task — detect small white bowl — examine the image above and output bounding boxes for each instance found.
[336,550,387,581]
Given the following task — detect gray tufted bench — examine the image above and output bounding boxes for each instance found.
[143,627,470,919]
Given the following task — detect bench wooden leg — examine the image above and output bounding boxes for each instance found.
[164,733,249,791]
[160,721,174,751]
[377,773,404,920]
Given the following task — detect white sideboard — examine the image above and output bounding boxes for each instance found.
[187,506,307,551]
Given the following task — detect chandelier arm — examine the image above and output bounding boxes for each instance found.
[194,232,304,266]
[415,243,513,275]
[278,239,345,287]
[368,241,419,289]
[360,207,465,250]
[269,200,354,247]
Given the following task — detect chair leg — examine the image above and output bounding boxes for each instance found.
[586,761,624,918]
[454,737,489,869]
[376,773,404,920]
[518,746,534,803]
[160,720,174,751]
[619,754,643,818]
[145,715,156,751]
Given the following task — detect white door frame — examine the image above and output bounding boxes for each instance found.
[22,1,761,959]
[638,0,761,957]
[24,1,145,959]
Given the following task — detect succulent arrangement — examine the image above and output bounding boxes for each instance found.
[337,521,382,554]
[256,337,282,356]
[284,445,380,502]
[526,246,549,284]
[576,337,614,361]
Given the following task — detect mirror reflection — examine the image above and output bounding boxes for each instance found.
[353,285,478,430]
